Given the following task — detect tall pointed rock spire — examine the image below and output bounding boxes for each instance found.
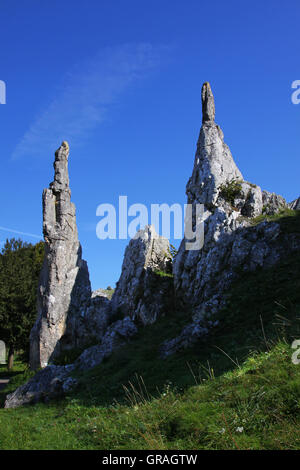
[201,82,215,123]
[30,142,91,370]
[174,82,264,309]
[186,82,243,208]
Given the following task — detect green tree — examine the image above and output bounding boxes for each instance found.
[0,238,44,370]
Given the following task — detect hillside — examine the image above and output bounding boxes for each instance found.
[0,210,299,450]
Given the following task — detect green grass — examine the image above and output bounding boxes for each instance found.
[0,342,299,449]
[219,178,243,205]
[0,211,299,449]
[154,270,174,278]
[101,288,115,300]
[251,208,300,230]
[0,359,34,407]
[69,242,300,409]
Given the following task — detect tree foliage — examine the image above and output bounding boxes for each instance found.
[0,238,44,365]
[219,178,243,205]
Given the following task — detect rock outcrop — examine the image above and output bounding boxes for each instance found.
[174,83,290,308]
[7,223,173,407]
[5,315,138,408]
[75,316,138,371]
[289,197,300,211]
[30,142,91,370]
[168,83,297,353]
[7,85,300,407]
[4,364,77,409]
[111,225,173,325]
[79,290,112,346]
[262,190,287,215]
[4,314,138,409]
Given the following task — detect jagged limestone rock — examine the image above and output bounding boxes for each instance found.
[164,218,300,356]
[75,317,138,371]
[7,225,172,407]
[4,364,77,409]
[201,82,215,123]
[237,182,263,218]
[80,290,112,344]
[289,197,300,211]
[174,83,262,304]
[30,142,91,370]
[262,190,287,215]
[111,225,172,325]
[5,317,137,408]
[186,83,264,216]
[169,83,295,354]
[92,288,113,299]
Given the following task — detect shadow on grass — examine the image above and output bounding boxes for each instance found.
[69,249,300,408]
[3,212,300,411]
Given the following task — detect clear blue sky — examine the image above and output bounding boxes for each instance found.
[0,0,299,290]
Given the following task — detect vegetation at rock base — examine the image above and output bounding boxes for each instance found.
[218,178,243,205]
[100,288,115,300]
[0,239,44,369]
[154,270,173,278]
[0,343,299,450]
[251,208,300,229]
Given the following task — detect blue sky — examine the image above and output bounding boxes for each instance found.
[0,0,299,290]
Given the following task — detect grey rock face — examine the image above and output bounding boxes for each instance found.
[92,288,113,299]
[30,142,91,370]
[169,83,296,354]
[4,364,76,408]
[80,290,112,344]
[289,197,300,210]
[4,316,137,408]
[262,190,287,215]
[238,182,263,218]
[175,84,258,305]
[186,122,243,209]
[166,218,300,356]
[5,315,138,408]
[160,317,219,358]
[202,82,215,123]
[111,225,172,325]
[174,83,290,307]
[75,316,137,371]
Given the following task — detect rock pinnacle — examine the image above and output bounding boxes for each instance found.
[29,142,91,370]
[201,82,215,123]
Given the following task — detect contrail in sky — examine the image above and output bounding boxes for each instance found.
[12,43,170,160]
[0,226,41,240]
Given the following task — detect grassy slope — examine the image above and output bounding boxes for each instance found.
[0,211,299,450]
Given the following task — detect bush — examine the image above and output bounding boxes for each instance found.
[219,179,242,205]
